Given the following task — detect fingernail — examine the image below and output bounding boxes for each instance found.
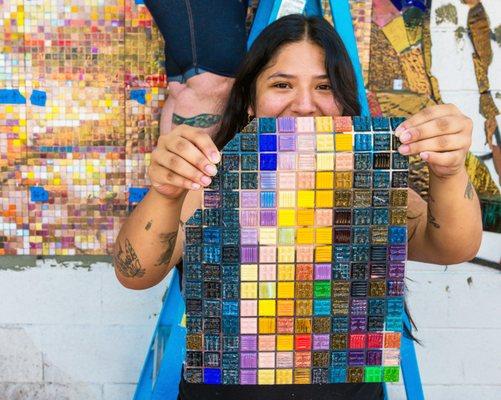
[398,144,409,154]
[400,132,411,142]
[395,124,406,136]
[200,176,212,186]
[420,152,429,160]
[210,151,220,164]
[191,182,201,190]
[205,164,218,176]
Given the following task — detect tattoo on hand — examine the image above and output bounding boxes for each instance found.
[427,194,440,229]
[155,231,178,266]
[172,113,222,128]
[114,239,146,278]
[145,220,153,231]
[464,180,474,200]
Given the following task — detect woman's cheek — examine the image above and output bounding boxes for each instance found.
[256,91,289,117]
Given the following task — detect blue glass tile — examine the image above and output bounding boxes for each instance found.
[352,227,370,244]
[390,116,406,131]
[259,153,277,170]
[372,190,390,207]
[352,245,370,262]
[222,245,239,263]
[368,299,386,316]
[352,208,372,225]
[222,353,240,369]
[222,209,239,227]
[331,317,349,333]
[186,351,203,367]
[222,154,240,171]
[222,191,239,208]
[374,134,391,151]
[259,135,277,152]
[354,153,372,170]
[392,171,408,188]
[203,264,221,282]
[354,171,372,188]
[372,116,390,131]
[240,172,258,189]
[185,263,202,281]
[368,316,385,332]
[222,300,239,316]
[330,367,347,383]
[354,134,372,151]
[221,264,239,282]
[222,228,239,245]
[351,263,368,280]
[332,264,350,280]
[185,245,202,263]
[241,154,258,170]
[350,316,367,332]
[387,298,403,317]
[314,299,331,316]
[222,336,240,352]
[185,227,202,244]
[204,334,221,351]
[258,117,277,133]
[373,171,390,188]
[260,171,276,189]
[350,281,368,297]
[260,191,276,208]
[222,283,239,299]
[392,152,409,169]
[185,281,202,299]
[204,367,221,383]
[207,174,221,191]
[353,116,372,131]
[186,209,202,226]
[385,316,403,332]
[224,134,240,151]
[240,134,258,152]
[222,316,239,335]
[372,208,389,225]
[222,172,239,190]
[203,245,221,264]
[203,282,221,299]
[334,245,351,263]
[389,226,407,244]
[203,227,222,245]
[371,245,388,261]
[203,209,221,226]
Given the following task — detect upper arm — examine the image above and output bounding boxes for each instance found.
[406,188,429,262]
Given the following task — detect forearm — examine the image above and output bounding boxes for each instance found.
[113,189,186,289]
[424,167,482,263]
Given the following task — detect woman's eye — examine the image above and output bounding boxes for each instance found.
[273,82,290,89]
[317,84,332,90]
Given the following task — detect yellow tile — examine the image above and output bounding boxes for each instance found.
[297,209,314,226]
[277,281,295,298]
[334,172,353,189]
[315,246,332,262]
[241,264,258,281]
[259,282,276,298]
[241,282,258,298]
[381,15,411,53]
[278,210,296,226]
[316,153,334,170]
[316,227,333,244]
[315,116,333,132]
[278,246,295,263]
[259,317,276,333]
[277,264,295,280]
[294,368,311,384]
[277,300,294,316]
[258,369,275,385]
[316,134,334,151]
[276,369,293,384]
[316,171,334,189]
[278,227,295,244]
[259,300,276,316]
[277,335,294,351]
[259,227,277,245]
[335,134,353,151]
[316,190,333,208]
[278,191,296,207]
[297,190,315,208]
[296,227,314,244]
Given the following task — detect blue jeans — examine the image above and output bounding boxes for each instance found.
[144,0,249,83]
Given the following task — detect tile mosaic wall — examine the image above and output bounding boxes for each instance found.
[183,116,409,385]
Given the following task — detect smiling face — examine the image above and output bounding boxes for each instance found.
[249,40,343,118]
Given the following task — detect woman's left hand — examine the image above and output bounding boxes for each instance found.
[395,104,473,179]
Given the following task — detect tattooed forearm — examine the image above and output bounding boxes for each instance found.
[145,220,153,231]
[155,231,178,266]
[427,194,440,229]
[114,239,146,278]
[464,180,474,200]
[172,113,222,128]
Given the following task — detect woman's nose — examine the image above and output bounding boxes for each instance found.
[290,89,317,116]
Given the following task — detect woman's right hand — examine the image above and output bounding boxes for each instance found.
[148,125,221,199]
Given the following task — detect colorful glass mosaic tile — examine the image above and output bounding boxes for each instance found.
[183,116,408,385]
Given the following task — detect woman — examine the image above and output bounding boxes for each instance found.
[114,15,482,400]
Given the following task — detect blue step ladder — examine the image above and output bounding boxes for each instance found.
[134,1,424,399]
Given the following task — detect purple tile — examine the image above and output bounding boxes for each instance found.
[350,299,368,316]
[313,334,330,350]
[366,350,382,365]
[348,350,365,366]
[241,246,258,263]
[240,352,257,369]
[260,210,277,226]
[241,191,259,208]
[240,369,257,384]
[241,228,258,245]
[350,316,367,332]
[260,171,276,189]
[240,210,258,226]
[388,262,405,279]
[314,263,331,280]
[240,335,257,352]
[278,135,296,151]
[389,245,406,261]
[388,280,404,296]
[277,117,296,132]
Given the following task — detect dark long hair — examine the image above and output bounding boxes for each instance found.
[214,14,360,149]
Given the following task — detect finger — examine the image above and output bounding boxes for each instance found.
[397,133,469,156]
[155,150,213,187]
[149,163,201,191]
[180,128,221,164]
[395,104,461,135]
[398,115,468,144]
[419,149,466,167]
[166,135,219,177]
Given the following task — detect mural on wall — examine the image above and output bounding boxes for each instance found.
[0,0,499,256]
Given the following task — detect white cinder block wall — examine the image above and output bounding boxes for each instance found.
[0,0,500,399]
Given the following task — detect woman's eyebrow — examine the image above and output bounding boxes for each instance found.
[267,72,329,80]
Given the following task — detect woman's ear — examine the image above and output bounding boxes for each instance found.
[247,104,255,117]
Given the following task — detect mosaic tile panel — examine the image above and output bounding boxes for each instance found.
[183,116,408,385]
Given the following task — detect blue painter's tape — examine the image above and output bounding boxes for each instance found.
[30,186,49,203]
[129,187,149,203]
[30,90,47,106]
[135,0,144,4]
[130,89,146,105]
[0,89,26,104]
